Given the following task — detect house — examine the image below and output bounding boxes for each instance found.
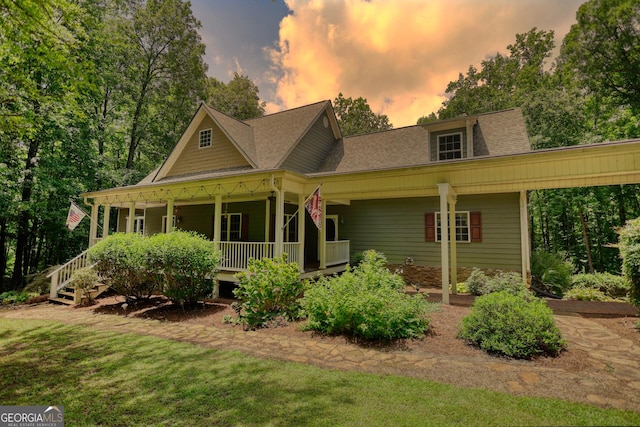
[53,100,640,304]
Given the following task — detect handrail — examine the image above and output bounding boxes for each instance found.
[47,249,90,278]
[48,249,92,298]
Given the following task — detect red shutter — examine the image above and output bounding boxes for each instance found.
[424,213,436,242]
[470,211,482,242]
[241,213,249,242]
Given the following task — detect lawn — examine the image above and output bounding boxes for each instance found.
[0,318,638,426]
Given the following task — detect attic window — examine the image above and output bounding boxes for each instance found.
[199,129,212,148]
[438,132,463,160]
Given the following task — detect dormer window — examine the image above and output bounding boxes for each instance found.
[199,129,212,148]
[438,132,463,160]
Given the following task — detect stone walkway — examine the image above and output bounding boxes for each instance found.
[1,302,639,412]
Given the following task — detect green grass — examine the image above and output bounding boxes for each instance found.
[1,319,639,426]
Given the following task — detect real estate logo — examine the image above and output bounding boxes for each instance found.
[0,406,64,427]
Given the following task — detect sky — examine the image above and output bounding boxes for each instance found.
[190,0,585,128]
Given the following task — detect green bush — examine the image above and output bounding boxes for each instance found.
[146,231,221,306]
[0,290,38,305]
[465,268,529,296]
[530,250,574,297]
[88,233,156,302]
[302,250,436,341]
[233,255,304,329]
[563,286,609,301]
[618,218,640,306]
[458,291,566,359]
[69,267,100,303]
[570,273,630,300]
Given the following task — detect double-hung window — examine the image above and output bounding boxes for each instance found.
[221,213,242,241]
[425,211,482,242]
[438,132,463,160]
[435,211,470,242]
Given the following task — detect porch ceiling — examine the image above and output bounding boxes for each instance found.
[83,139,640,206]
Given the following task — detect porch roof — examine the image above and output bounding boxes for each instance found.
[83,138,640,205]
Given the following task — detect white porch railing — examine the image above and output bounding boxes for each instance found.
[283,242,300,266]
[326,240,350,266]
[47,249,91,297]
[219,241,348,271]
[220,242,275,271]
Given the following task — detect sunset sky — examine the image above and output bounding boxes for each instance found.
[190,0,585,127]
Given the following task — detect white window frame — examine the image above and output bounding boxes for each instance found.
[435,211,470,243]
[437,132,463,160]
[199,128,212,148]
[125,215,145,235]
[221,213,242,241]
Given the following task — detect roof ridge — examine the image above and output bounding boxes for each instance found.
[203,104,253,128]
[245,100,330,123]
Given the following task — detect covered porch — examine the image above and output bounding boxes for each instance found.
[83,171,350,279]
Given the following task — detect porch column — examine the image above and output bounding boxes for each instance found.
[520,190,531,284]
[319,197,327,269]
[89,203,99,247]
[166,199,175,233]
[102,204,111,239]
[438,182,457,304]
[297,193,305,273]
[274,189,284,257]
[213,195,222,248]
[127,202,136,233]
[448,194,458,295]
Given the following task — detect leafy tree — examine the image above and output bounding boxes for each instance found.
[0,0,91,288]
[206,73,266,120]
[333,93,392,136]
[561,0,640,112]
[119,0,207,174]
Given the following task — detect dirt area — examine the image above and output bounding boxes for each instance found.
[80,290,640,375]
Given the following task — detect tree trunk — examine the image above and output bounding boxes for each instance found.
[0,217,7,291]
[10,134,39,289]
[614,185,627,226]
[579,209,595,274]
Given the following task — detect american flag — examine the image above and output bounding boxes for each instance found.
[65,202,87,231]
[305,185,322,230]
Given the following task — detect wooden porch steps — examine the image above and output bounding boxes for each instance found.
[48,283,110,306]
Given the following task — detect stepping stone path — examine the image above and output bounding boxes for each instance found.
[1,303,639,412]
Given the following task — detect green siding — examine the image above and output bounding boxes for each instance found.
[333,193,522,271]
[280,112,336,173]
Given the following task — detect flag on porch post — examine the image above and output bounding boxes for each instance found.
[305,185,322,230]
[65,202,87,231]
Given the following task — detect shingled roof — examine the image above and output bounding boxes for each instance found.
[317,108,531,174]
[245,100,331,168]
[146,102,530,186]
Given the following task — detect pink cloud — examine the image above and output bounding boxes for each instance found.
[266,0,583,127]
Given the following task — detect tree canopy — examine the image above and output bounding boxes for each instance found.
[333,93,392,137]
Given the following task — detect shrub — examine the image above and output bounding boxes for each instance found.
[618,218,640,306]
[302,250,436,341]
[0,290,38,305]
[465,268,529,296]
[530,250,574,297]
[145,231,221,306]
[563,286,609,301]
[233,255,304,329]
[69,267,100,303]
[88,233,156,302]
[570,273,630,300]
[458,291,566,359]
